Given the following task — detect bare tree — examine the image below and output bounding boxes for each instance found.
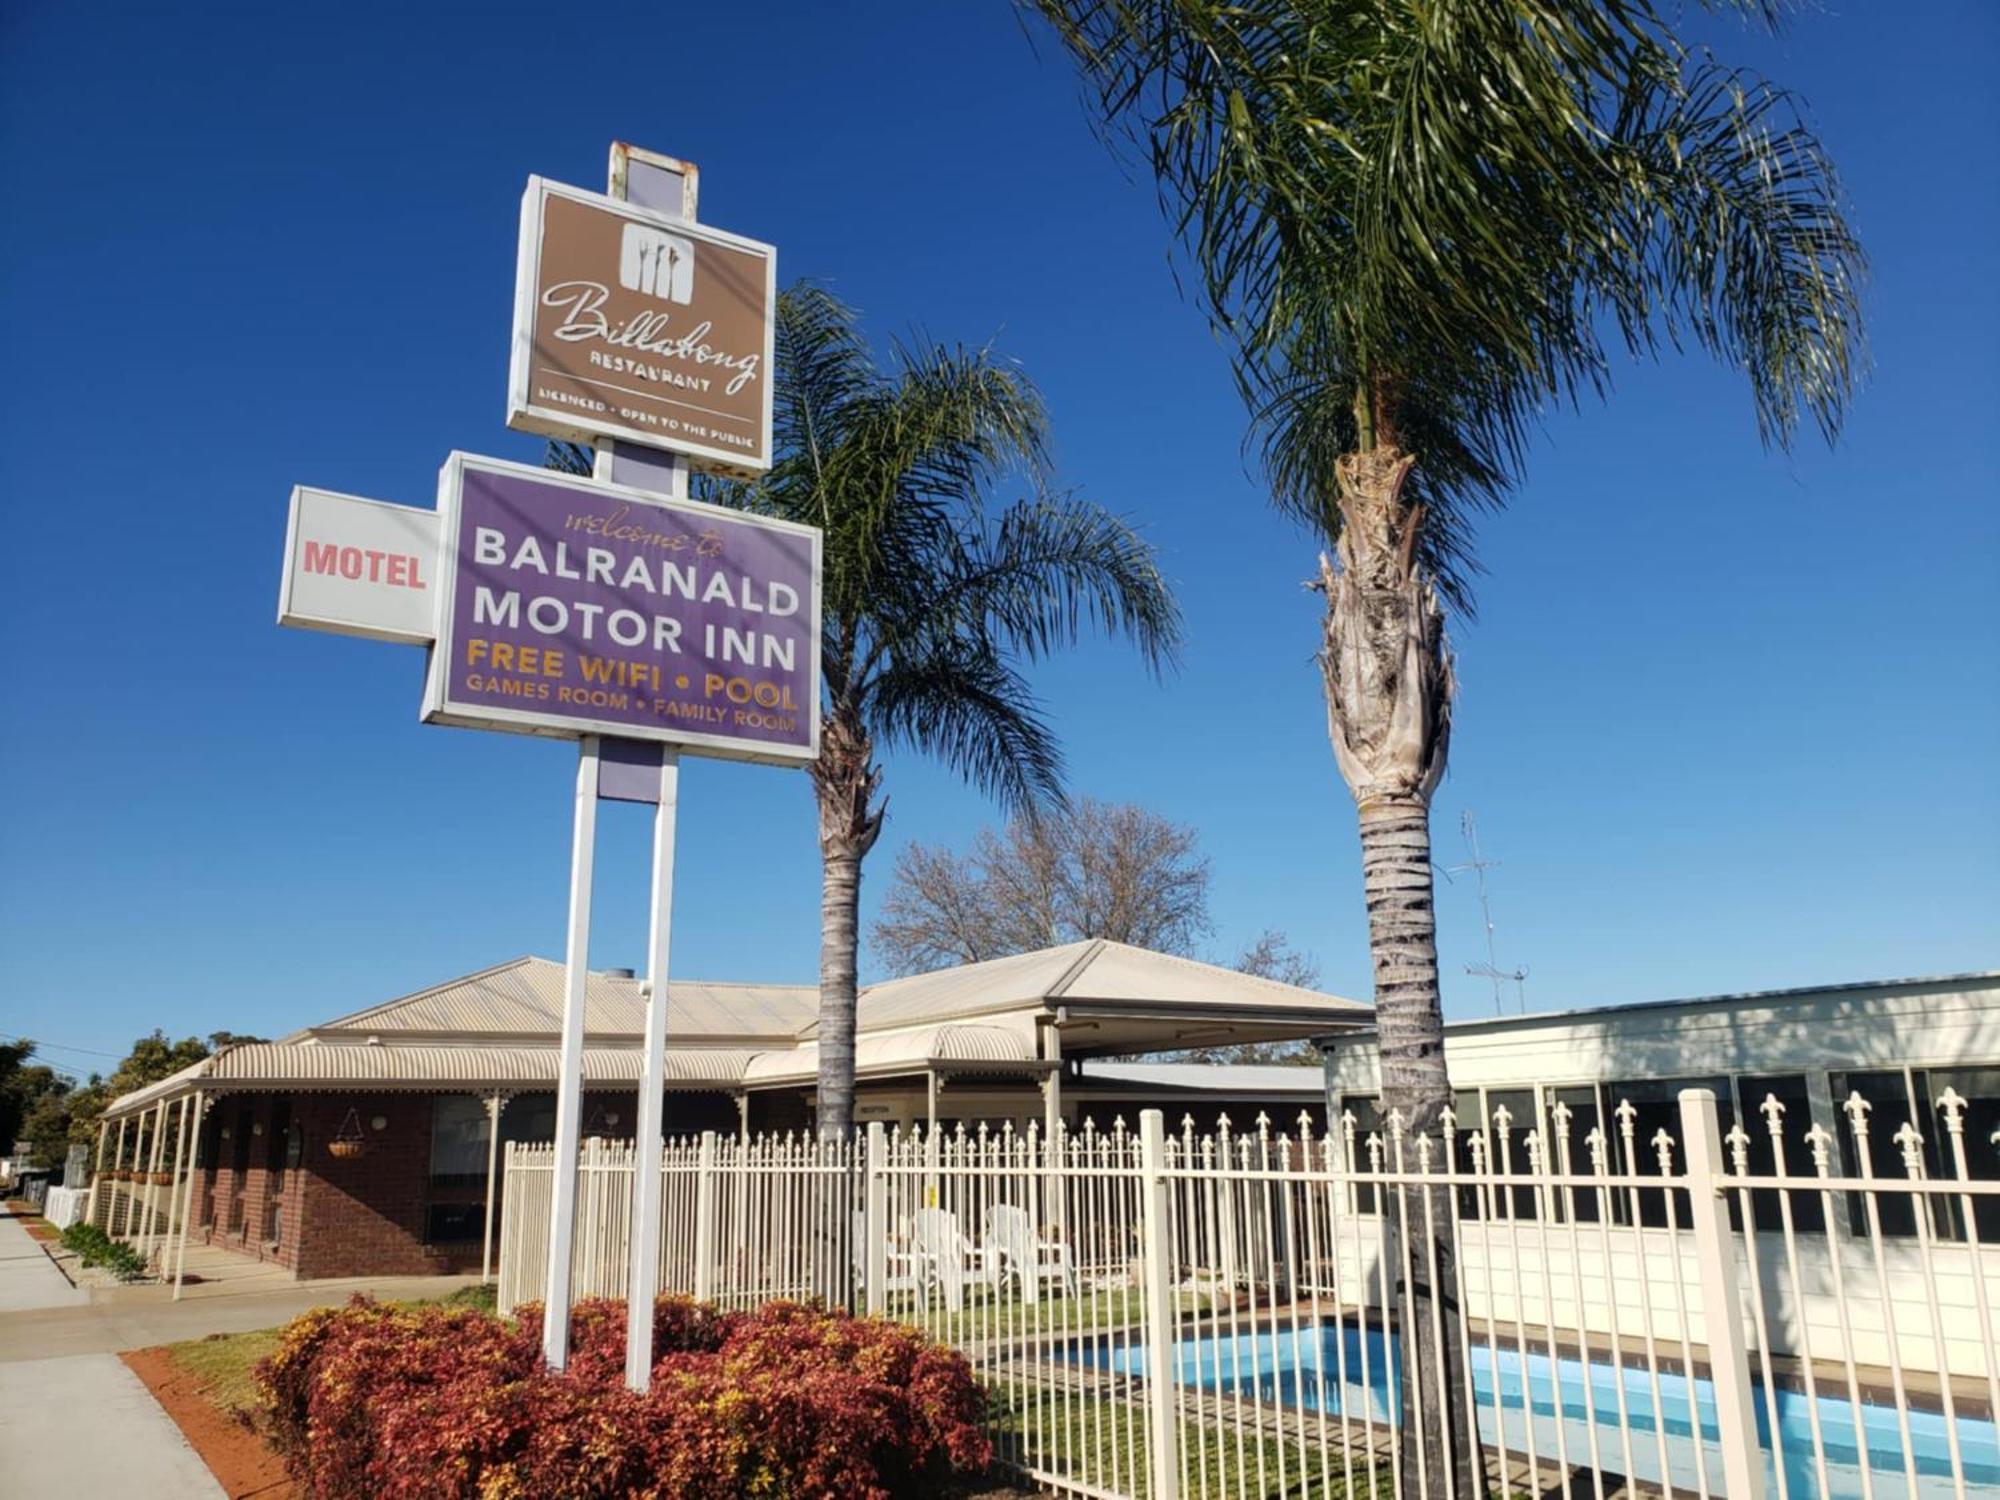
[871,799,1211,975]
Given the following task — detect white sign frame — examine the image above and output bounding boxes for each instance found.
[506,176,778,478]
[419,451,821,767]
[277,486,441,645]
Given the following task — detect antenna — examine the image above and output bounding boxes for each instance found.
[1446,812,1529,1015]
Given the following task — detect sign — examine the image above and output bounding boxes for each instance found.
[420,453,820,765]
[507,177,776,476]
[278,487,441,645]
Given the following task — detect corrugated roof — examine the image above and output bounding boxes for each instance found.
[813,939,1369,1035]
[104,1042,756,1117]
[743,1024,1040,1086]
[304,956,816,1042]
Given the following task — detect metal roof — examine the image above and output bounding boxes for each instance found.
[302,956,817,1043]
[105,941,1373,1118]
[812,939,1370,1037]
[1313,969,2000,1048]
[104,1042,756,1117]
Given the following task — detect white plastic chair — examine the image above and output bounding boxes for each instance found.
[850,1210,924,1300]
[909,1207,996,1310]
[984,1203,1079,1302]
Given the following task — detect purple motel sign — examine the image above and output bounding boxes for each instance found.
[421,453,821,765]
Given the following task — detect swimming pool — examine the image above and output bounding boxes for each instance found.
[1076,1323,2000,1498]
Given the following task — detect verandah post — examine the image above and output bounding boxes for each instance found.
[1679,1088,1766,1500]
[1138,1109,1182,1500]
[692,1130,718,1304]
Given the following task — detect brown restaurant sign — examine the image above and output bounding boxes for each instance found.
[507,177,776,475]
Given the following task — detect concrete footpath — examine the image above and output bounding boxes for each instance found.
[0,1351,225,1497]
[0,1211,222,1496]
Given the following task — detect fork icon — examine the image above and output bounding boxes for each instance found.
[619,224,695,303]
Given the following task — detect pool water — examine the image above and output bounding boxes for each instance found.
[1076,1323,2000,1498]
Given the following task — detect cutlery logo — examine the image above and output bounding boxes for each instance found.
[619,224,694,304]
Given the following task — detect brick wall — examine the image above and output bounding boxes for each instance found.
[182,1086,755,1280]
[293,1093,444,1279]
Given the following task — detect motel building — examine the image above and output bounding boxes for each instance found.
[86,940,1364,1282]
[1318,970,2000,1382]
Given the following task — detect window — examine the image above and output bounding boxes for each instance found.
[1930,1068,2000,1242]
[1831,1070,1944,1239]
[430,1096,491,1187]
[1729,1074,1825,1234]
[1340,1094,1384,1214]
[500,1093,558,1148]
[1603,1076,1732,1229]
[1547,1086,1607,1224]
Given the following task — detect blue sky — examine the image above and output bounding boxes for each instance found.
[2,0,1994,1075]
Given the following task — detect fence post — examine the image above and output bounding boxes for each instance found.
[693,1131,717,1304]
[865,1123,887,1315]
[1679,1088,1766,1500]
[1138,1110,1182,1500]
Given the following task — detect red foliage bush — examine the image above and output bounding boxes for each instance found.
[254,1294,991,1499]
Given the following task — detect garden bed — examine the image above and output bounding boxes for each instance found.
[124,1338,296,1500]
[124,1292,1042,1500]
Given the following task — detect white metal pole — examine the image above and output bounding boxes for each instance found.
[163,1096,193,1274]
[172,1093,203,1299]
[541,735,601,1370]
[591,142,698,1393]
[1137,1109,1182,1500]
[1680,1088,1766,1500]
[626,747,682,1390]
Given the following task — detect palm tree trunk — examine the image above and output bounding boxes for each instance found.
[810,710,883,1144]
[1321,443,1476,1496]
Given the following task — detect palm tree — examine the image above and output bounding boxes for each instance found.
[1031,1,1863,1488]
[709,284,1180,1140]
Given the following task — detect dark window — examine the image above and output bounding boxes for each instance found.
[430,1096,490,1189]
[1729,1074,1826,1234]
[1930,1068,2000,1242]
[426,1202,485,1244]
[1832,1070,1942,1239]
[1603,1077,1732,1229]
[1547,1086,1607,1224]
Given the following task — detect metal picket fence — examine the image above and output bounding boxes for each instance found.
[497,1087,2000,1500]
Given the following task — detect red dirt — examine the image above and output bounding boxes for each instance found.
[122,1346,299,1500]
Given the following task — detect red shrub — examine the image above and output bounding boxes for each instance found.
[254,1295,989,1500]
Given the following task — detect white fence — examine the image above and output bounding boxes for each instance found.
[498,1088,2000,1500]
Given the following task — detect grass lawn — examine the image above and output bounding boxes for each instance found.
[158,1282,497,1418]
[898,1284,1213,1344]
[987,1388,1395,1500]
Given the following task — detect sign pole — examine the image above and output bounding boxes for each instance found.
[540,734,600,1369]
[626,745,680,1388]
[600,144,697,1393]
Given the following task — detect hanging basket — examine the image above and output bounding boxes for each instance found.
[329,1106,368,1160]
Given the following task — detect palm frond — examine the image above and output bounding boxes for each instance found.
[1031,0,1866,605]
[867,641,1066,812]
